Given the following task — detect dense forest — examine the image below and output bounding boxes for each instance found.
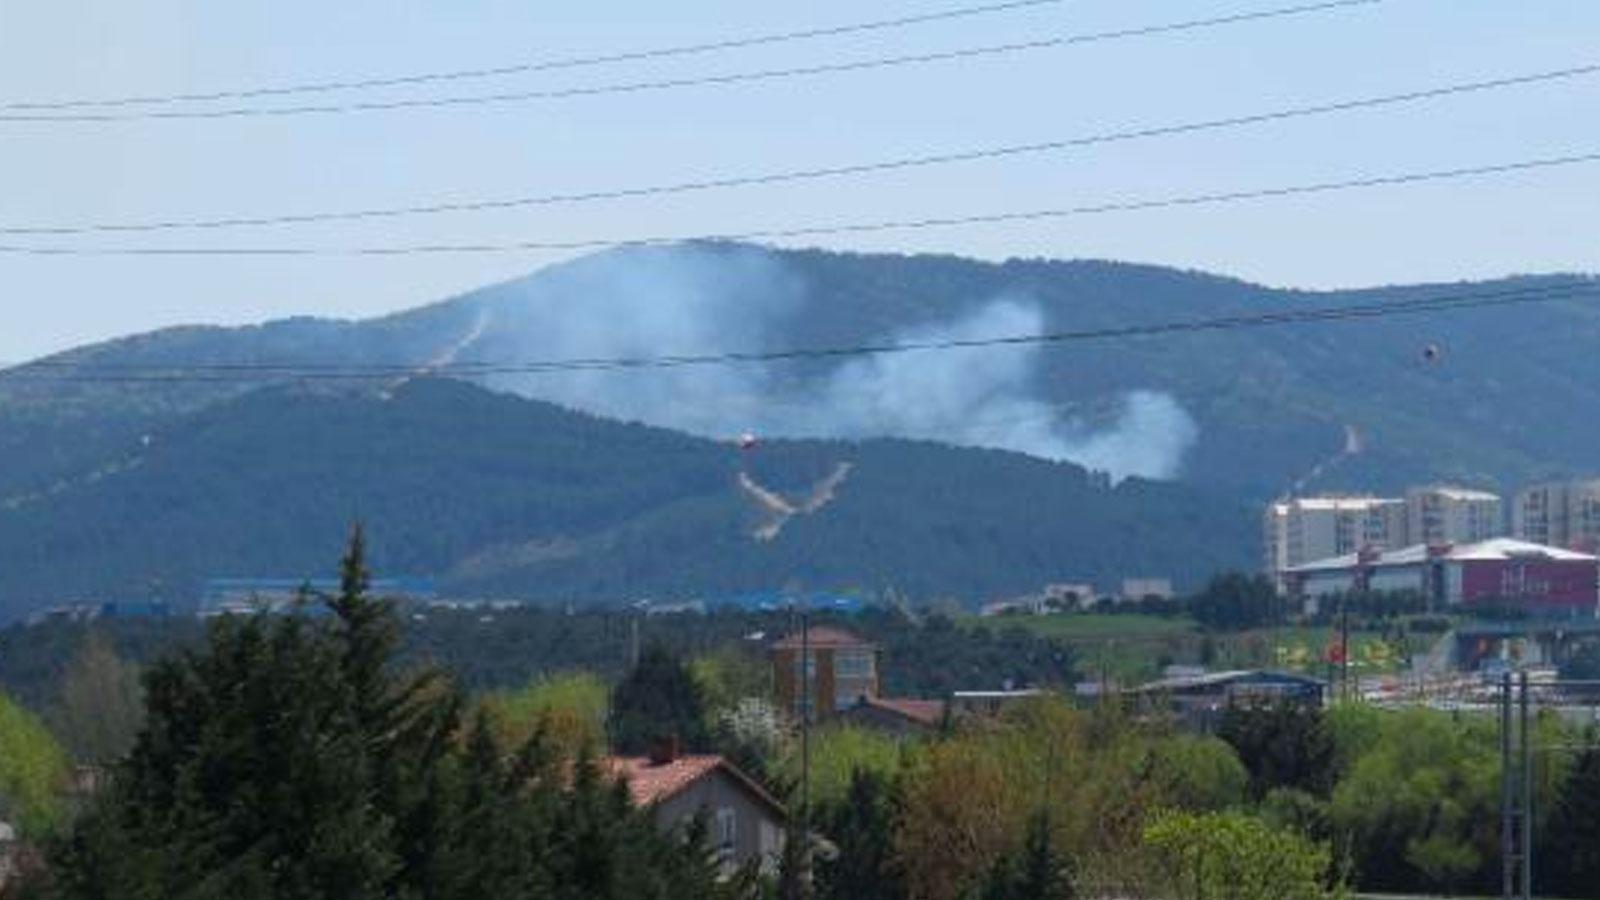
[0,378,1251,619]
[0,603,1079,714]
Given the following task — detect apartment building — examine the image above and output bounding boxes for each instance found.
[1264,497,1406,587]
[1405,486,1504,546]
[1267,487,1505,591]
[1513,480,1600,551]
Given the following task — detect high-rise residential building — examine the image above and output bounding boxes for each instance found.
[1404,486,1504,546]
[1264,496,1405,588]
[1513,479,1600,551]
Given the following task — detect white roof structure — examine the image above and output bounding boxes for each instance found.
[1284,496,1399,511]
[1418,486,1502,502]
[1290,538,1596,574]
[1447,537,1595,562]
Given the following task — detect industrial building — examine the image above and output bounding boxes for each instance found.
[1286,538,1598,618]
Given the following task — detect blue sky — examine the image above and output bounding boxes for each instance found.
[1,0,1596,361]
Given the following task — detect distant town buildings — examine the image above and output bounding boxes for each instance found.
[1120,578,1175,602]
[1266,486,1507,590]
[978,578,1169,616]
[1512,479,1600,551]
[200,576,436,616]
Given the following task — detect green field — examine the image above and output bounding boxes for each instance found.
[965,613,1430,684]
[966,612,1199,641]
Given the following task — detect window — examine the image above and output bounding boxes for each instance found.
[715,807,737,865]
[834,650,874,679]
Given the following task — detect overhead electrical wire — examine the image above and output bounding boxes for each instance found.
[0,0,1382,123]
[3,150,1595,256]
[9,280,1597,382]
[1,0,1069,111]
[5,61,1593,237]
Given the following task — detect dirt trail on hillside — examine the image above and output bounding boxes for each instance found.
[386,308,491,395]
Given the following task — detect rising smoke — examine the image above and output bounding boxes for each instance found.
[477,244,1198,482]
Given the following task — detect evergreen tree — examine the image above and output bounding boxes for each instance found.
[816,769,906,900]
[776,815,812,900]
[41,531,724,900]
[611,644,711,755]
[1218,702,1336,798]
[977,811,1073,900]
[1541,741,1600,898]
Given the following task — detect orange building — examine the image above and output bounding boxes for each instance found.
[771,626,879,721]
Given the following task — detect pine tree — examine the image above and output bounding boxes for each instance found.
[611,644,711,755]
[776,815,812,900]
[816,769,906,900]
[1541,741,1600,898]
[978,811,1074,900]
[41,530,726,900]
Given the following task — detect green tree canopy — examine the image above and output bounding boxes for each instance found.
[0,689,70,838]
[610,644,711,755]
[42,533,730,900]
[1142,809,1343,900]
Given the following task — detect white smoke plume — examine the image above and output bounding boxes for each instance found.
[788,298,1198,481]
[477,245,1198,482]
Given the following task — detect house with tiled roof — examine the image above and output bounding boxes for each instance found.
[609,743,786,875]
[836,696,947,736]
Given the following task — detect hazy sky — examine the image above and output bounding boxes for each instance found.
[1,0,1597,362]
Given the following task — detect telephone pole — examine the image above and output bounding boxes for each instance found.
[1500,669,1533,900]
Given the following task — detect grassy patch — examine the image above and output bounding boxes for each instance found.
[968,613,1198,641]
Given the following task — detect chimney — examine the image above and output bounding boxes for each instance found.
[647,734,681,766]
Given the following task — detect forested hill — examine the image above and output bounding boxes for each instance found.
[0,378,1251,618]
[5,243,1599,504]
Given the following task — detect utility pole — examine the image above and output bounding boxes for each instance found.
[1500,669,1534,900]
[800,608,810,815]
[629,614,641,670]
[1520,669,1533,900]
[1501,670,1515,900]
[1340,592,1351,702]
[798,606,813,896]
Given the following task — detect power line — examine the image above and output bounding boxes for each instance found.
[1,0,1068,111]
[8,280,1597,382]
[6,61,1592,237]
[0,1,1382,123]
[3,150,1595,256]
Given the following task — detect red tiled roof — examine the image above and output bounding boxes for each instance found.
[864,697,946,726]
[609,755,723,807]
[607,755,788,820]
[771,626,874,650]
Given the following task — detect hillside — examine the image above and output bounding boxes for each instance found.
[0,379,1252,618]
[5,244,1597,501]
